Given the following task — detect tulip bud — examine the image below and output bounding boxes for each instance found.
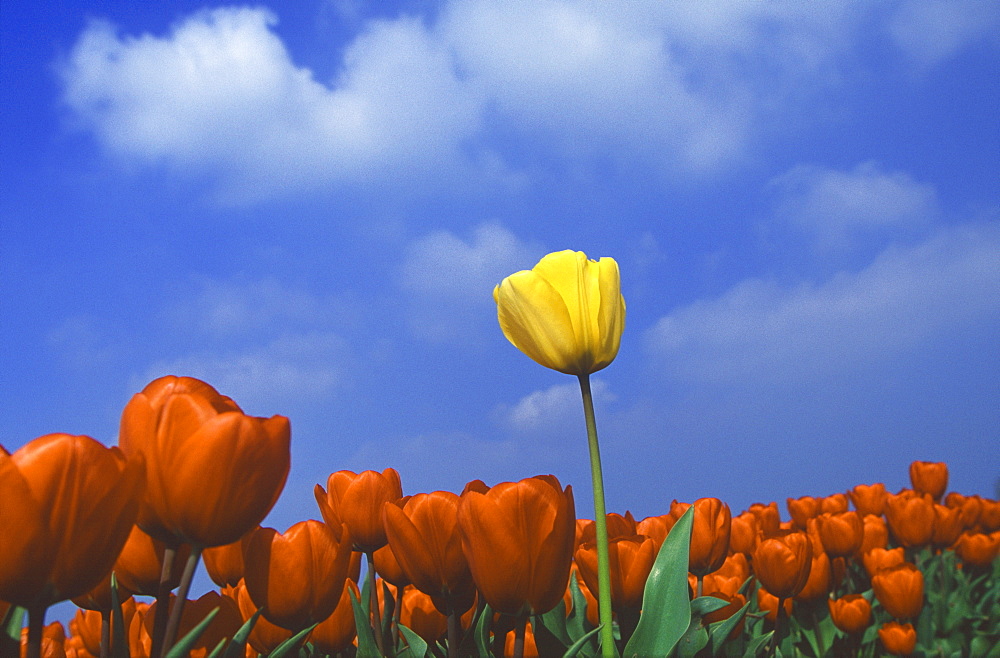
[879,621,917,656]
[828,594,871,635]
[494,250,626,376]
[849,483,888,517]
[316,468,403,553]
[872,563,924,619]
[909,461,948,501]
[752,531,812,600]
[688,498,732,576]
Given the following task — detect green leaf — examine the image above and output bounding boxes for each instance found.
[674,624,708,658]
[473,604,493,658]
[221,607,261,658]
[110,573,130,658]
[622,506,694,658]
[563,626,604,658]
[268,622,317,658]
[742,630,773,658]
[690,596,730,617]
[396,623,429,658]
[538,599,572,647]
[707,599,751,655]
[165,606,220,658]
[349,587,381,658]
[565,571,595,649]
[1,604,24,658]
[207,637,229,658]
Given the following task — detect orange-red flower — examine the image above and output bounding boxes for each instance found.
[575,534,657,613]
[309,579,359,656]
[0,434,143,608]
[747,502,781,535]
[372,542,409,588]
[383,490,475,615]
[751,530,812,600]
[458,475,575,617]
[688,498,732,576]
[944,492,982,529]
[577,512,637,546]
[202,528,255,588]
[871,563,923,620]
[756,587,793,623]
[879,621,917,656]
[786,496,820,529]
[233,579,293,655]
[849,483,887,517]
[72,599,139,657]
[856,514,889,559]
[862,547,906,578]
[909,461,948,501]
[828,594,871,634]
[399,585,449,644]
[119,375,290,548]
[819,494,849,514]
[793,534,831,602]
[953,531,999,567]
[133,592,242,658]
[315,468,403,553]
[931,504,964,548]
[817,511,863,558]
[884,491,935,547]
[635,514,675,553]
[244,520,353,631]
[114,524,191,596]
[729,512,760,555]
[19,620,65,658]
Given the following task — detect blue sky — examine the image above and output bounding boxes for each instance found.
[3,0,999,551]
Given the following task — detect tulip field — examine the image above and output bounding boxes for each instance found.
[3,252,999,657]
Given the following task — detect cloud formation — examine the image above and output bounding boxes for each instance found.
[61,7,481,198]
[400,223,541,341]
[769,161,939,249]
[60,1,994,200]
[499,378,615,432]
[646,221,1000,385]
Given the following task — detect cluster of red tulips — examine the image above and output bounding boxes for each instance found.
[2,374,999,657]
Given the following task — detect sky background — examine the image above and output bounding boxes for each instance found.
[2,0,999,608]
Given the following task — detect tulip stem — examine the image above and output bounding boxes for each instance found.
[578,374,616,658]
[100,609,111,658]
[26,605,45,658]
[159,545,202,658]
[512,616,526,658]
[365,551,386,656]
[150,545,177,658]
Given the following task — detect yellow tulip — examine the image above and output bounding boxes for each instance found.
[493,250,625,375]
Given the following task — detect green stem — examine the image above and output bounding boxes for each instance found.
[150,545,177,658]
[579,374,615,658]
[100,609,111,658]
[512,615,526,658]
[159,545,202,658]
[366,551,386,656]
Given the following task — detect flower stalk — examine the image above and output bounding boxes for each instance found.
[579,374,615,658]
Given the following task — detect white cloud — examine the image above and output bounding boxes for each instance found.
[60,7,481,198]
[769,162,939,248]
[139,331,351,414]
[498,378,615,432]
[400,223,541,341]
[889,0,1000,66]
[164,277,352,336]
[57,2,898,200]
[645,222,1000,385]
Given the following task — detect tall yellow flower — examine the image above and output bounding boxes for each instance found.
[493,250,625,375]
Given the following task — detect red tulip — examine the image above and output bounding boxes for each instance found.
[751,530,812,600]
[879,621,917,656]
[119,375,290,548]
[828,594,871,634]
[382,491,474,615]
[458,475,575,616]
[315,468,403,552]
[1,434,143,608]
[244,520,353,631]
[909,461,948,501]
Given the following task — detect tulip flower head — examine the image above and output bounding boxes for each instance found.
[494,250,625,376]
[828,594,872,635]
